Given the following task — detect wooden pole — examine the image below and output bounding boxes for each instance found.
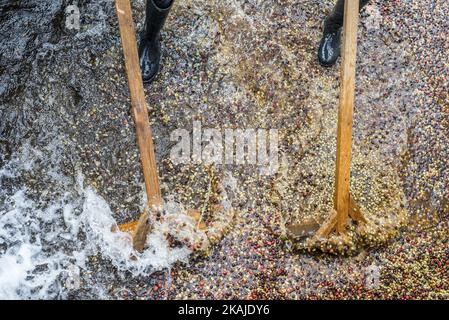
[115,0,163,251]
[334,0,359,234]
[115,0,162,208]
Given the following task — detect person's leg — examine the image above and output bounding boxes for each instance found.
[317,0,369,67]
[139,0,174,83]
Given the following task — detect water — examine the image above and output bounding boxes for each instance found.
[0,138,192,299]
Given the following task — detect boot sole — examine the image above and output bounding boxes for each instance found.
[318,58,338,68]
[142,65,161,84]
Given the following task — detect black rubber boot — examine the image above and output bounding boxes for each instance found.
[139,0,173,83]
[318,0,369,67]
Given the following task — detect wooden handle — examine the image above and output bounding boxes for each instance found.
[115,0,162,208]
[334,0,359,234]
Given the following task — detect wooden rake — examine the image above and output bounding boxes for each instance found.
[114,0,163,252]
[113,0,221,253]
[316,0,368,237]
[288,0,367,240]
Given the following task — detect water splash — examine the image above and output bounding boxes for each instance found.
[0,141,191,299]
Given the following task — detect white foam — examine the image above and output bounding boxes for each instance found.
[0,143,191,299]
[79,183,191,275]
[0,244,38,299]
